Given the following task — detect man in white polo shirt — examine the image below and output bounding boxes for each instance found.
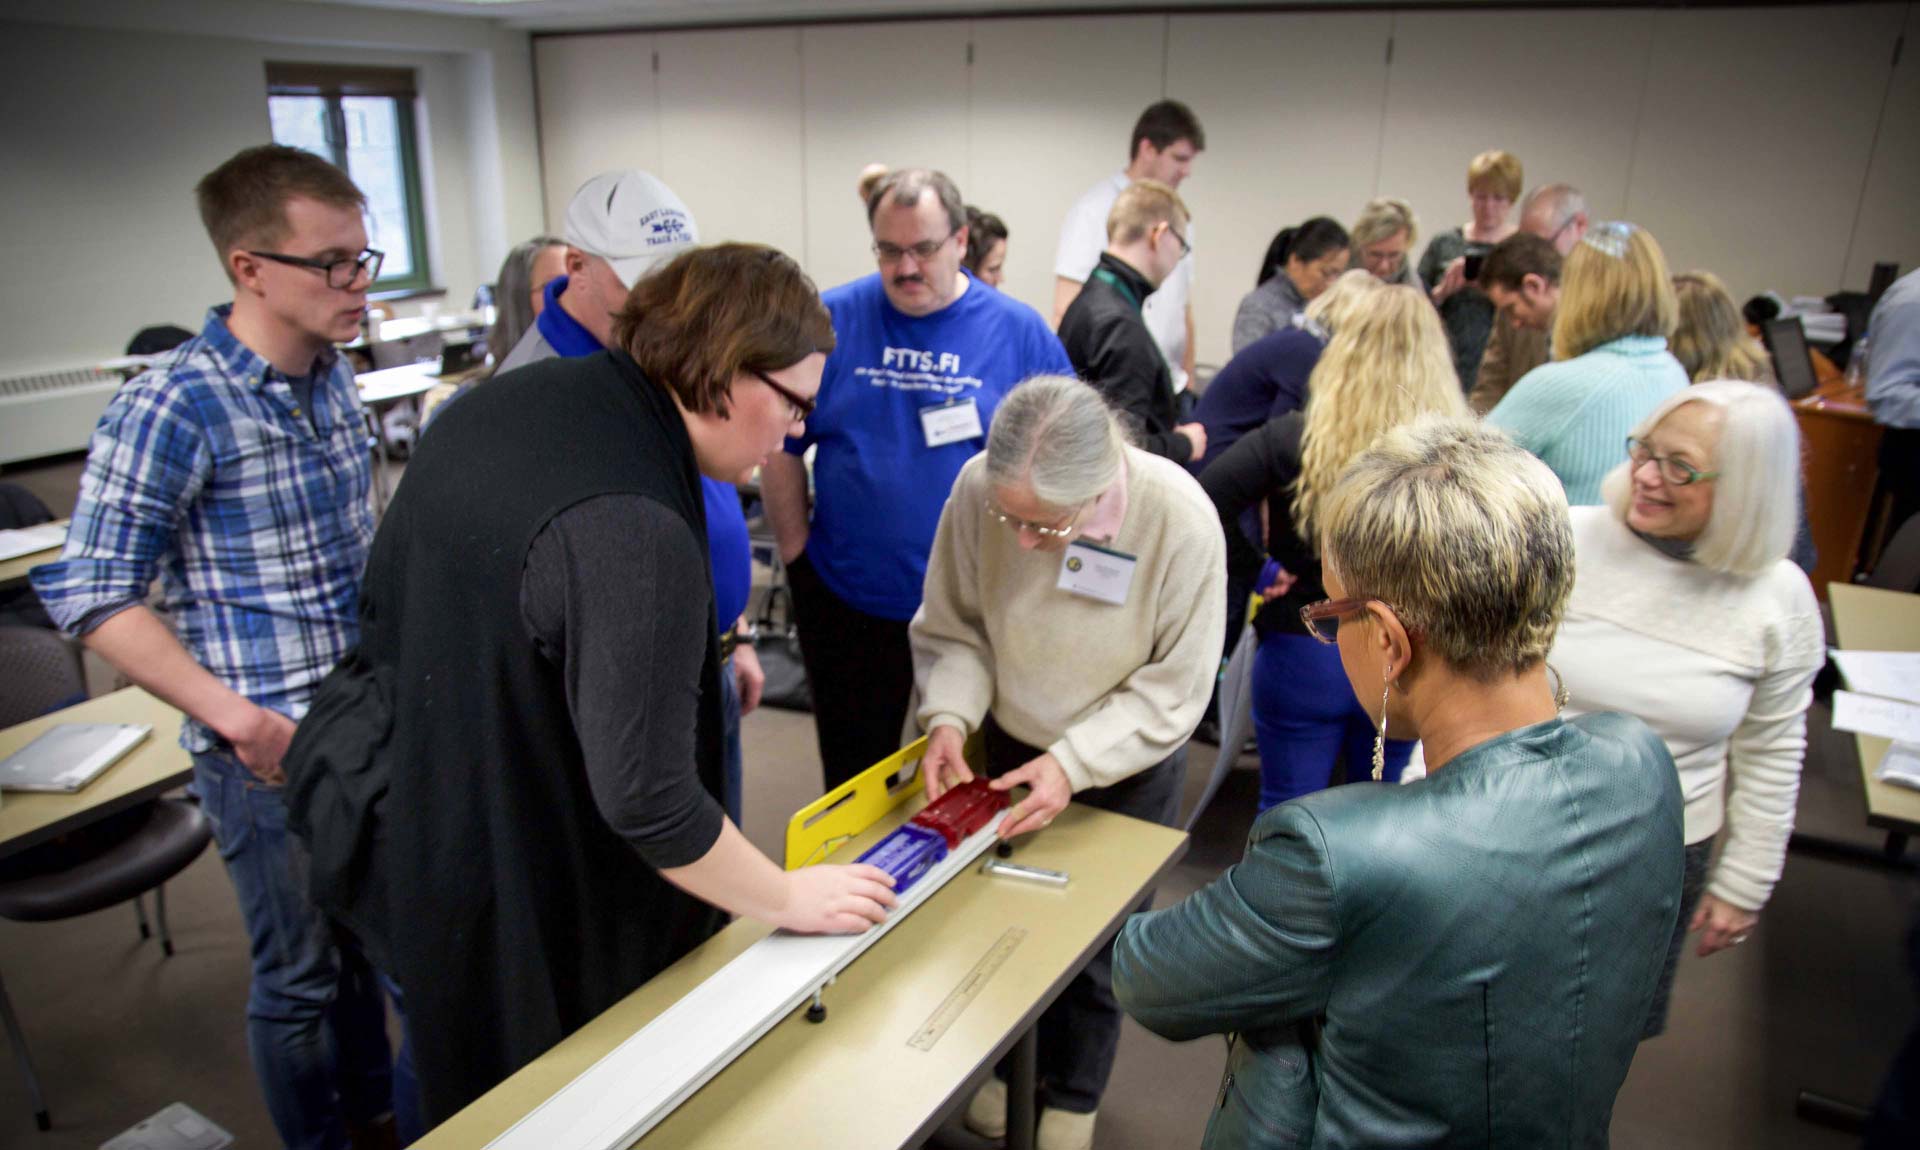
[1054,100,1205,394]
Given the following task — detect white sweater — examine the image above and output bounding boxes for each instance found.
[1553,505,1822,911]
[910,447,1227,793]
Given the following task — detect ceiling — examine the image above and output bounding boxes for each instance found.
[302,0,1466,34]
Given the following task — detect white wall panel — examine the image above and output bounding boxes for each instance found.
[800,21,971,293]
[655,27,806,260]
[1167,12,1393,368]
[1843,3,1920,291]
[533,32,660,236]
[966,15,1166,322]
[1379,9,1651,257]
[1626,3,1904,300]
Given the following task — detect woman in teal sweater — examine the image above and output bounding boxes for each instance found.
[1486,221,1688,505]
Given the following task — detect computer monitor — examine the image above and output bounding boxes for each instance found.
[1762,317,1819,400]
[1869,262,1900,306]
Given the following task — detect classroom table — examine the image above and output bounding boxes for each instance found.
[416,801,1188,1150]
[1827,582,1920,851]
[0,520,68,587]
[0,687,191,862]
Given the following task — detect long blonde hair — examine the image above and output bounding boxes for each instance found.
[1292,284,1470,541]
[1671,271,1771,383]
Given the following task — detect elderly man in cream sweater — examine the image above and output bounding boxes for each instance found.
[910,375,1225,1150]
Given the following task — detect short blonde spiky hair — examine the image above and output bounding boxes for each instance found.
[1321,416,1574,680]
[1467,150,1523,201]
[1106,179,1189,245]
[1551,222,1679,360]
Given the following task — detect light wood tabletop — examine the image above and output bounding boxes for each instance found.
[0,519,69,585]
[0,687,191,861]
[1827,582,1920,835]
[417,800,1188,1150]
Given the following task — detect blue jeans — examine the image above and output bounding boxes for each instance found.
[720,652,743,826]
[189,752,395,1150]
[1250,633,1413,811]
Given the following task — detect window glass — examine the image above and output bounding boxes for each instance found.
[342,96,413,281]
[268,95,331,161]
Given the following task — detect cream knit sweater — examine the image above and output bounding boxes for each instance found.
[1553,506,1823,911]
[910,447,1227,793]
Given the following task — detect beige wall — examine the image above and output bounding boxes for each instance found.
[0,1,543,377]
[534,2,1917,369]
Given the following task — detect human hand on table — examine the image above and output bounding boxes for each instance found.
[1690,893,1759,957]
[774,863,898,934]
[921,724,974,801]
[991,753,1072,840]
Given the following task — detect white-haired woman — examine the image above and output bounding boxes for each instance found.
[911,375,1226,1149]
[1200,284,1470,810]
[1115,417,1684,1147]
[1552,379,1822,1038]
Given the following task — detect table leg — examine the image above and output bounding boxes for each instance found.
[1885,832,1909,862]
[1007,1024,1037,1150]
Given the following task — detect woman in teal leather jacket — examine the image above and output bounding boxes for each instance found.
[1114,416,1684,1148]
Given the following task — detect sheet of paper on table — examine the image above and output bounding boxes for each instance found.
[0,523,67,562]
[1874,742,1920,792]
[1830,650,1920,706]
[1833,691,1920,745]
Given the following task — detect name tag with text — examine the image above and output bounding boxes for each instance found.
[919,397,983,448]
[1057,540,1138,605]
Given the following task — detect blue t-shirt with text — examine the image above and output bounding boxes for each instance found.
[789,272,1072,620]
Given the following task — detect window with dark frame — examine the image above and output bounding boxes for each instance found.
[266,63,431,294]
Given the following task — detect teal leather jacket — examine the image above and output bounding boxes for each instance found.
[1114,713,1683,1148]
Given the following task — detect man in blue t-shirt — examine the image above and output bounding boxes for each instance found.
[761,168,1072,790]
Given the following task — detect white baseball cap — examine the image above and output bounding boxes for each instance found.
[563,170,699,289]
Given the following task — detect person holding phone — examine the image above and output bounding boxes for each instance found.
[1418,149,1523,389]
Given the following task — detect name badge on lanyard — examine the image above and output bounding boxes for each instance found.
[1057,540,1138,606]
[919,396,983,449]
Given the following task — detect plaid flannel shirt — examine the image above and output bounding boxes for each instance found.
[31,306,374,752]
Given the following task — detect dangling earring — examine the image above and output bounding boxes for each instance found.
[1372,669,1391,781]
[1548,662,1570,711]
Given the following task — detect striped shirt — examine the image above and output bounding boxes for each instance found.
[1486,334,1689,505]
[31,306,374,751]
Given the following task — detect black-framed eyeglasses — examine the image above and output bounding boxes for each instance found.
[873,228,959,265]
[1165,224,1192,258]
[1626,436,1718,487]
[247,247,384,289]
[749,368,815,422]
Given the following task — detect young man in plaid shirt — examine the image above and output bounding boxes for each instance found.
[32,145,399,1149]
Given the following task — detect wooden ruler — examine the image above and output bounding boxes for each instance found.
[908,927,1028,1052]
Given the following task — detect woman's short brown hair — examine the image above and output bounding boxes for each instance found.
[613,243,835,417]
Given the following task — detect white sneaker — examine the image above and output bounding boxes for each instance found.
[1037,1107,1097,1150]
[964,1077,1008,1139]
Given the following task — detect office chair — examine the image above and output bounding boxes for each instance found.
[0,628,212,1133]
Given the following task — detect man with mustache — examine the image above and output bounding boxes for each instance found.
[759,168,1072,791]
